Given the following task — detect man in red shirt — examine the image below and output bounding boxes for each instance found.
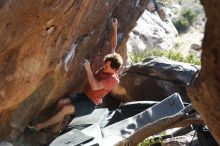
[28,18,123,131]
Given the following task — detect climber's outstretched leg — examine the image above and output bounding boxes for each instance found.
[56,98,72,110]
[35,104,75,131]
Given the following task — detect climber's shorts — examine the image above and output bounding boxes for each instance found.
[67,93,96,117]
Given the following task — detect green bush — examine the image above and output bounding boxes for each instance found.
[182,9,196,24]
[129,49,201,65]
[173,18,189,33]
[173,9,197,33]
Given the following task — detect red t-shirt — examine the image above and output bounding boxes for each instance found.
[84,68,119,105]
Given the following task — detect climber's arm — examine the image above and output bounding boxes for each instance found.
[83,59,104,90]
[110,18,118,54]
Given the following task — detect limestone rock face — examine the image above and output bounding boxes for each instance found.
[0,0,149,145]
[112,57,199,102]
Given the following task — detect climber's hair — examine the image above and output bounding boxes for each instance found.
[104,53,123,71]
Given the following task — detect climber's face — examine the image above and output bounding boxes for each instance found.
[103,61,116,74]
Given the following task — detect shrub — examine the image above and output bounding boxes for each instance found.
[182,9,196,24]
[129,49,200,65]
[173,9,197,33]
[173,18,189,33]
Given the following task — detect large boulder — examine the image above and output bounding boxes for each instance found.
[0,0,150,145]
[126,9,178,53]
[112,57,199,102]
[2,0,220,145]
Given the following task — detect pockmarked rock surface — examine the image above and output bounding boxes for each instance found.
[0,0,150,145]
[112,57,199,102]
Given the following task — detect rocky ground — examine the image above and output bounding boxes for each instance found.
[162,131,200,146]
